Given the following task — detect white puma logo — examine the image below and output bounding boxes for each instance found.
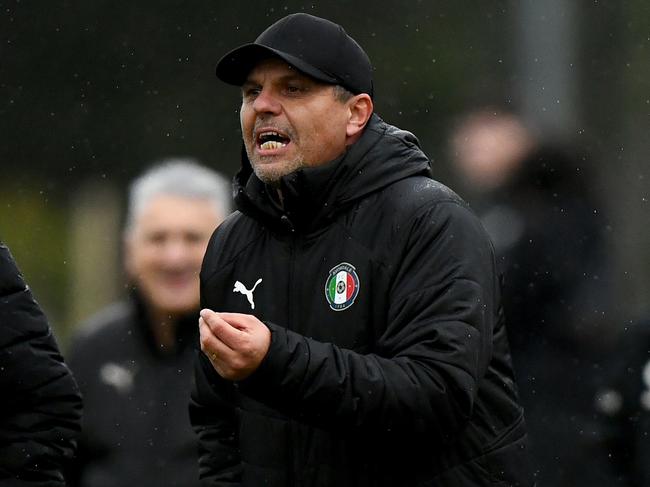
[233,278,263,310]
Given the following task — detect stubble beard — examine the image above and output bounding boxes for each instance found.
[245,144,305,186]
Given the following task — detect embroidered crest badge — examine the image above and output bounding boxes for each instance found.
[325,262,360,311]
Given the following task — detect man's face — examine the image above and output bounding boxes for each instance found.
[452,115,532,192]
[124,195,222,318]
[240,58,351,184]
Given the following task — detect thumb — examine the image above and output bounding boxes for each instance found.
[200,308,219,325]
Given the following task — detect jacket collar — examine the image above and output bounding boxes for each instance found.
[233,113,432,233]
[129,288,198,357]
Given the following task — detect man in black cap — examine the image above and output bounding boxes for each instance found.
[190,13,533,486]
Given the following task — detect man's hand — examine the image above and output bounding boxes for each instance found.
[199,309,271,381]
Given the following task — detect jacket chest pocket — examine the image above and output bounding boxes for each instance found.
[291,257,387,352]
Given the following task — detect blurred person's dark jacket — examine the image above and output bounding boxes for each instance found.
[66,291,199,487]
[595,319,650,487]
[465,146,613,486]
[0,242,82,486]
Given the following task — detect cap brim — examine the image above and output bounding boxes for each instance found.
[216,44,339,87]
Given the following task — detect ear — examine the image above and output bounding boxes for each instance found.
[346,94,374,140]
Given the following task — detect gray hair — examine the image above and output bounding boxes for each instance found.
[333,85,355,103]
[125,158,231,233]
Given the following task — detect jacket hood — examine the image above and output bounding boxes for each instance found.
[233,114,432,233]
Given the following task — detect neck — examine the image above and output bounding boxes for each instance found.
[149,309,178,352]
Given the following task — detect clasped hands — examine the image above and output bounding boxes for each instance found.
[198,309,271,381]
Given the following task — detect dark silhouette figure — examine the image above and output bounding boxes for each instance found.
[450,109,614,487]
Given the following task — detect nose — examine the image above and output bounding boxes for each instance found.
[252,87,281,115]
[162,239,191,268]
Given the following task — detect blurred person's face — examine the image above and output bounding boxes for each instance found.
[451,115,534,192]
[239,58,355,184]
[124,195,221,318]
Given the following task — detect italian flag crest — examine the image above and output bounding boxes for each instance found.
[325,262,360,311]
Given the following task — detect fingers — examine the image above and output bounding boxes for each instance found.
[212,311,255,331]
[199,319,232,356]
[198,309,271,381]
[200,309,244,349]
[199,319,239,379]
[198,318,231,351]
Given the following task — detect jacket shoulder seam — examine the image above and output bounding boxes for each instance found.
[72,301,134,341]
[334,197,469,274]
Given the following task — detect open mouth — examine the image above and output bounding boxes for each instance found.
[257,130,291,151]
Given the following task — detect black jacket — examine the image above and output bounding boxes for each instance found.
[190,115,533,486]
[0,242,82,486]
[67,293,200,487]
[464,146,612,486]
[595,320,650,487]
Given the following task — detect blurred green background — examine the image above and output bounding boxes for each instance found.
[1,0,648,347]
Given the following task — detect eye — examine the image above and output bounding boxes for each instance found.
[184,232,204,244]
[242,86,261,99]
[146,232,167,245]
[284,82,309,96]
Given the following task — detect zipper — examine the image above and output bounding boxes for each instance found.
[284,212,298,487]
[280,214,295,233]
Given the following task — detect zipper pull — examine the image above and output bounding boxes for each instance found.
[280,214,295,233]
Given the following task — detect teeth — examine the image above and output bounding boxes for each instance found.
[260,141,287,150]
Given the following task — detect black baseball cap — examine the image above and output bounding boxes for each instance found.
[216,13,374,98]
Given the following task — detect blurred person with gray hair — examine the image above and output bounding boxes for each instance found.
[66,159,231,487]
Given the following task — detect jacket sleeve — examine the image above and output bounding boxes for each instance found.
[236,201,498,441]
[189,351,242,486]
[0,243,83,486]
[63,335,94,487]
